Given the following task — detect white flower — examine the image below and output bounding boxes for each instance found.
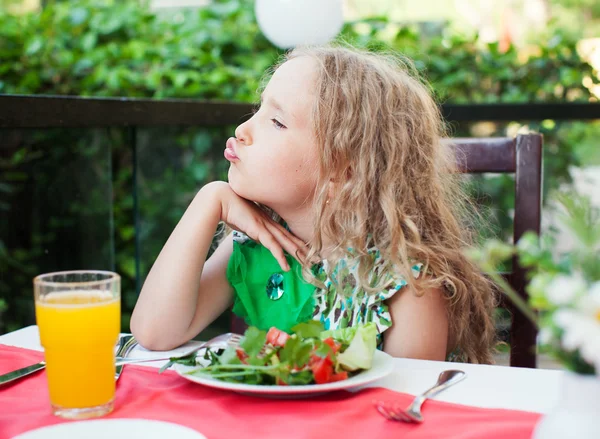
[537,327,554,345]
[553,304,600,373]
[586,282,600,305]
[528,273,553,297]
[545,274,587,306]
[574,281,600,319]
[554,310,576,336]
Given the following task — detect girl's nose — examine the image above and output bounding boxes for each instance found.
[235,120,252,146]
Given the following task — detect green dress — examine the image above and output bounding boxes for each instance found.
[226,231,316,334]
[226,231,423,348]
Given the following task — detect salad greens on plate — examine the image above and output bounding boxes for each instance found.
[161,321,378,386]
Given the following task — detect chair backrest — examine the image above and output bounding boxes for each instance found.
[449,134,543,368]
[231,134,543,368]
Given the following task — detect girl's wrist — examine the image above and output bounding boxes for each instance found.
[196,181,230,220]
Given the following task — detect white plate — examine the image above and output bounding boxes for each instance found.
[12,419,206,439]
[174,349,394,397]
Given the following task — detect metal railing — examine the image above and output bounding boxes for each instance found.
[2,95,599,128]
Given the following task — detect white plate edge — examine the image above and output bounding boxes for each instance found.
[173,349,394,395]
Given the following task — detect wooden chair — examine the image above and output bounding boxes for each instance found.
[449,133,543,368]
[232,134,543,368]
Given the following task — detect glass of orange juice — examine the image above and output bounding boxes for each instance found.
[34,270,120,419]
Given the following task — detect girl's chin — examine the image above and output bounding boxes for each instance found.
[227,171,289,208]
[227,176,253,200]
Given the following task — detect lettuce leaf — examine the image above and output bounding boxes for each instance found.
[331,323,378,371]
[320,322,376,345]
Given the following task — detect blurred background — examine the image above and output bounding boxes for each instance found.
[0,0,599,348]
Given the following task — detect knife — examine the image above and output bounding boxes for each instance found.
[0,334,137,386]
[0,361,46,385]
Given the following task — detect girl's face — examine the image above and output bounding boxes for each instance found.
[225,56,320,212]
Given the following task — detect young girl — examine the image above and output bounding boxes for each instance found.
[131,45,496,364]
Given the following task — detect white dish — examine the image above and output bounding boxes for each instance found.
[12,419,206,439]
[174,349,394,397]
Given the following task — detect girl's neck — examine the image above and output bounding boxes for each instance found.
[273,204,335,259]
[277,206,313,244]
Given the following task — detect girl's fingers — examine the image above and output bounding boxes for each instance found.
[268,220,308,248]
[236,202,309,271]
[264,221,307,264]
[263,216,309,253]
[254,229,290,272]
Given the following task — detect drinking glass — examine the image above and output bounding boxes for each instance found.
[34,270,120,419]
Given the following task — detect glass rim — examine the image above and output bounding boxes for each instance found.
[33,270,120,288]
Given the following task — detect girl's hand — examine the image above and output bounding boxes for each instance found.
[204,182,307,271]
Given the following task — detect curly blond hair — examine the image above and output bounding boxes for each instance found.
[262,45,497,364]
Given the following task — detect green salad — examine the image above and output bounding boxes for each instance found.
[162,321,378,386]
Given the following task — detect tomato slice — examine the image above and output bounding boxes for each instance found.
[310,355,334,384]
[322,337,342,354]
[235,347,248,363]
[266,327,290,347]
[330,371,348,382]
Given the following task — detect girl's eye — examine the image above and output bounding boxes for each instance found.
[271,118,286,130]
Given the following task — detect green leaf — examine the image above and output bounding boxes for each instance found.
[313,341,333,359]
[81,33,97,52]
[118,258,136,278]
[336,324,378,371]
[69,8,89,26]
[172,72,189,88]
[278,336,312,366]
[239,326,267,357]
[119,226,135,241]
[291,320,323,339]
[159,360,175,374]
[282,370,313,385]
[25,37,43,56]
[73,58,94,76]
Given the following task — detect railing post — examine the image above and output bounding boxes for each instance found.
[130,126,142,295]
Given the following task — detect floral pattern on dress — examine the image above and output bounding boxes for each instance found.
[311,248,422,348]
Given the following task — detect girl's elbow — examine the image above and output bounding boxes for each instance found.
[130,316,175,351]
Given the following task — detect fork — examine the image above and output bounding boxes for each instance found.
[0,334,138,386]
[375,370,466,423]
[114,332,243,366]
[115,335,138,380]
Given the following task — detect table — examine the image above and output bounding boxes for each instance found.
[0,325,563,414]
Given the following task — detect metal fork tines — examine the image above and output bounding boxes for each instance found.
[115,335,138,379]
[115,332,243,366]
[375,370,466,423]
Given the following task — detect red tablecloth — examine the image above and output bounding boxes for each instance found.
[0,344,541,439]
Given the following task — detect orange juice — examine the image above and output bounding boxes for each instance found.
[35,290,120,410]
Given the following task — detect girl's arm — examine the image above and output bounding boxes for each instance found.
[130,182,231,350]
[130,181,305,351]
[383,285,450,361]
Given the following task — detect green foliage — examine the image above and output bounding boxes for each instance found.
[548,0,600,37]
[340,22,597,103]
[1,1,597,102]
[0,0,280,99]
[470,192,600,374]
[1,0,600,335]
